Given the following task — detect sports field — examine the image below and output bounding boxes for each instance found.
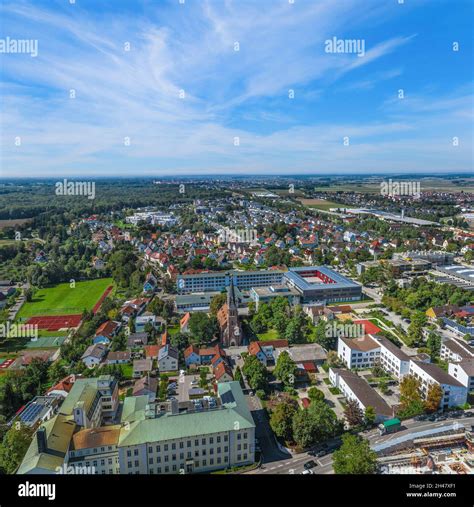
[17,278,113,318]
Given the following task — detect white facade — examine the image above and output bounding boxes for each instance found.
[448,361,474,392]
[119,428,254,475]
[409,361,468,409]
[374,336,411,379]
[337,336,380,369]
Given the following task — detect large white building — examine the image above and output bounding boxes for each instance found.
[448,359,474,393]
[373,335,411,379]
[18,376,119,475]
[337,335,380,369]
[18,379,255,476]
[409,361,468,409]
[329,368,392,423]
[440,339,474,363]
[118,382,255,474]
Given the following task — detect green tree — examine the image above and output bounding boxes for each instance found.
[269,398,298,442]
[209,293,227,316]
[242,355,268,391]
[307,387,325,403]
[333,434,377,474]
[426,332,441,359]
[0,424,33,474]
[274,351,298,388]
[188,313,218,344]
[364,406,376,427]
[399,374,422,409]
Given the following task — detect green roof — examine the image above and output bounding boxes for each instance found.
[17,414,76,474]
[383,418,401,427]
[119,382,254,447]
[121,395,149,423]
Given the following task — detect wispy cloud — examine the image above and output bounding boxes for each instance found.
[0,0,471,176]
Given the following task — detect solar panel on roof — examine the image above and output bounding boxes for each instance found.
[20,403,43,423]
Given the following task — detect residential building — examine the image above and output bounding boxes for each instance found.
[373,335,411,379]
[440,339,474,363]
[408,361,468,409]
[337,335,381,369]
[158,345,179,373]
[81,343,108,369]
[133,359,153,379]
[329,368,392,423]
[448,359,474,393]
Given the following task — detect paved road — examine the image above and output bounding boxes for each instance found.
[246,393,291,464]
[247,415,474,475]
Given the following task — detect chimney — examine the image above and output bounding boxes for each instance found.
[37,427,47,454]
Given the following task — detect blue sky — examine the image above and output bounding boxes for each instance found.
[0,0,473,177]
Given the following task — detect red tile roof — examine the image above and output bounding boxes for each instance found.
[353,320,382,335]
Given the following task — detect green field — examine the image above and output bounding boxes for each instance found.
[17,278,112,318]
[257,329,279,341]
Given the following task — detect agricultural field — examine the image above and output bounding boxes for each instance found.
[311,176,474,194]
[16,278,112,318]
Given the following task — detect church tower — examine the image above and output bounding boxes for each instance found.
[217,280,243,347]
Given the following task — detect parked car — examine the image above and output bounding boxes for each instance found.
[304,460,318,470]
[301,469,313,475]
[464,411,473,417]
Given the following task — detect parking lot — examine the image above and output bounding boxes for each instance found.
[176,373,201,402]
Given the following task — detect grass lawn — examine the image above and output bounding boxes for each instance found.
[17,278,112,318]
[257,329,279,341]
[167,325,180,336]
[120,364,134,379]
[329,387,341,395]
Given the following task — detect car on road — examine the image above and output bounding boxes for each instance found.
[167,396,177,401]
[304,460,318,470]
[301,469,313,475]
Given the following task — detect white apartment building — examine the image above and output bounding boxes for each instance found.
[329,368,392,423]
[440,339,474,363]
[337,335,380,369]
[409,360,468,409]
[372,335,411,379]
[448,359,474,393]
